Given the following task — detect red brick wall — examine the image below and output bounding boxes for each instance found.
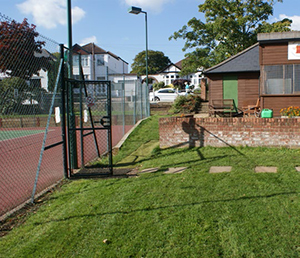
[159,116,300,148]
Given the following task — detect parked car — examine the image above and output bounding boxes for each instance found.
[149,88,185,102]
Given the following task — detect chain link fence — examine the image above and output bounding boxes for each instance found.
[0,13,149,220]
[111,80,149,146]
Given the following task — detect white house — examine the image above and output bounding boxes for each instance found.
[72,43,128,81]
[141,59,204,89]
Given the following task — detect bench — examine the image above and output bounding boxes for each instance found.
[209,99,237,117]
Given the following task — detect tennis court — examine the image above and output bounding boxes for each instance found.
[0,129,46,141]
[0,127,64,217]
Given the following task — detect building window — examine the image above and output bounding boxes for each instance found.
[81,56,88,67]
[263,64,300,94]
[73,55,79,66]
[97,56,104,66]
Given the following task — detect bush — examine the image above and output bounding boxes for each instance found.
[193,88,201,94]
[153,81,165,91]
[171,94,202,114]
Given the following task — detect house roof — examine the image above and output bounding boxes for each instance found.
[174,60,183,69]
[158,62,181,74]
[72,43,128,64]
[204,43,260,74]
[258,31,300,43]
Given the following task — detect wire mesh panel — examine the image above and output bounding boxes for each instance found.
[110,80,149,146]
[0,12,150,218]
[65,80,112,175]
[0,13,65,219]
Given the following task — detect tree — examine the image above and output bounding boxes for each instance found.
[0,77,29,114]
[0,18,47,79]
[131,50,171,75]
[47,52,61,92]
[170,0,290,75]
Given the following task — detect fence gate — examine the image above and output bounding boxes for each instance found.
[64,79,113,177]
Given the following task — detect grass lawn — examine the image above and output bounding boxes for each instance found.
[1,115,300,257]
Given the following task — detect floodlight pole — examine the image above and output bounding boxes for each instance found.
[128,6,150,115]
[67,0,78,169]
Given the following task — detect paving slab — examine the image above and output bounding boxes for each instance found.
[163,167,187,174]
[209,166,232,173]
[255,166,277,173]
[139,167,160,174]
[295,167,300,172]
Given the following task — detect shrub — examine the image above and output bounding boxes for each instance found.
[153,81,165,91]
[171,94,202,114]
[193,88,201,94]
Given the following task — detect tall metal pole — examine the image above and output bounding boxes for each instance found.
[143,11,150,117]
[60,44,68,178]
[144,11,148,93]
[67,0,78,169]
[67,0,72,78]
[128,6,150,117]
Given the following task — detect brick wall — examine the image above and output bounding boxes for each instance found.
[159,116,300,148]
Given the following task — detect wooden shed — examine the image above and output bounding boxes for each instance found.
[204,31,300,117]
[258,32,300,116]
[204,43,260,116]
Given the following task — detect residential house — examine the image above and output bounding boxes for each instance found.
[72,43,128,81]
[141,59,204,89]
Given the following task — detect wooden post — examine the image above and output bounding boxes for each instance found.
[200,78,207,101]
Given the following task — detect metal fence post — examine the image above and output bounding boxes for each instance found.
[60,44,68,178]
[134,80,137,124]
[122,82,125,136]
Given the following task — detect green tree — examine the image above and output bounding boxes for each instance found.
[131,50,171,75]
[0,77,29,114]
[170,0,290,75]
[0,18,47,79]
[153,81,166,91]
[47,52,61,92]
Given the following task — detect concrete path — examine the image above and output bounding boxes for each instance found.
[209,166,232,173]
[255,166,277,173]
[127,165,300,177]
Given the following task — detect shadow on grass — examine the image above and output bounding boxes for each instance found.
[33,190,298,225]
[114,147,233,170]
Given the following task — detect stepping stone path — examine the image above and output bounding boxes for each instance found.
[139,167,160,174]
[163,167,187,174]
[255,166,277,173]
[209,166,232,173]
[127,166,300,177]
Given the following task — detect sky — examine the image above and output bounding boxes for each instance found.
[1,0,300,71]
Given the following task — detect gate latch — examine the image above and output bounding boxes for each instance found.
[99,116,110,128]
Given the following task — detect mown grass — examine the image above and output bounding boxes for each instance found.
[1,115,300,257]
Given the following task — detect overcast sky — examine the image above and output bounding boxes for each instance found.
[1,0,300,69]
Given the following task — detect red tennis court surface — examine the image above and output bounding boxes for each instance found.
[0,124,133,218]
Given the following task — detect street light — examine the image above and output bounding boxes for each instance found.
[128,6,150,113]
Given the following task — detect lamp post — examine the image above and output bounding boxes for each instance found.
[128,6,150,116]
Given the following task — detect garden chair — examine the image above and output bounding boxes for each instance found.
[243,98,260,117]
